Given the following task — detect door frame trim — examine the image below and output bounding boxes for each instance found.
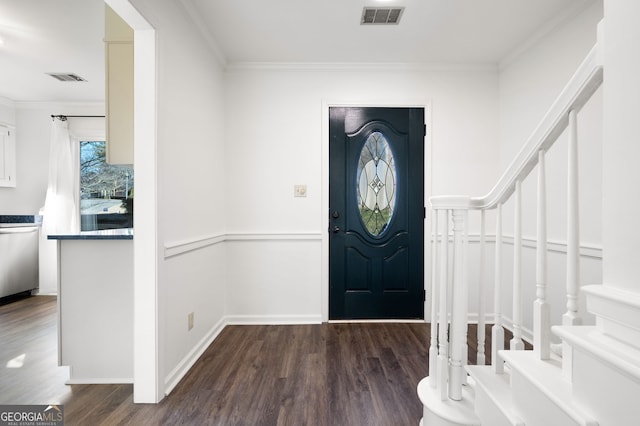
[321,99,433,322]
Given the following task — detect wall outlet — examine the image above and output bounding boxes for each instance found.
[188,312,194,331]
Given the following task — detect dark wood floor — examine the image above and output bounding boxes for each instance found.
[1,295,509,425]
[0,294,71,405]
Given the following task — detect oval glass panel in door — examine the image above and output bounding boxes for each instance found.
[357,131,397,236]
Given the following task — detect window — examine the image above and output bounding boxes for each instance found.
[80,141,134,231]
[357,131,397,236]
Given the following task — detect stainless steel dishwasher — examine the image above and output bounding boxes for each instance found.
[0,224,39,298]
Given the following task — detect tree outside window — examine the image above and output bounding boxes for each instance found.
[80,141,133,230]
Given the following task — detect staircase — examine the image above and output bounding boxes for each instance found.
[418,33,640,426]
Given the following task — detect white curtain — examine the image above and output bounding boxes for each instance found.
[42,119,80,235]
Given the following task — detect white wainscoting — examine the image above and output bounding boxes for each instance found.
[161,230,600,395]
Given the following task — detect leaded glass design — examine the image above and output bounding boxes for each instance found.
[357,132,396,236]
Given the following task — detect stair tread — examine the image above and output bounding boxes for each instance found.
[553,325,640,384]
[466,365,524,425]
[499,350,598,425]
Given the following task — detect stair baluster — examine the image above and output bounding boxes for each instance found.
[492,203,505,373]
[564,109,581,328]
[511,180,525,350]
[534,150,551,359]
[477,210,486,365]
[563,109,581,381]
[437,209,450,400]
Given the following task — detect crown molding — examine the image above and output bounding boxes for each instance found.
[226,61,498,73]
[13,101,105,111]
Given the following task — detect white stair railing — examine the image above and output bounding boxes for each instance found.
[425,44,603,403]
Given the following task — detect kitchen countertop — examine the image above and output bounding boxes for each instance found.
[48,228,134,240]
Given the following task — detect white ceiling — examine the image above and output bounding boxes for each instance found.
[0,0,595,103]
[0,0,105,103]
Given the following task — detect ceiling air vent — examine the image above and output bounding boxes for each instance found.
[361,7,404,25]
[47,73,87,82]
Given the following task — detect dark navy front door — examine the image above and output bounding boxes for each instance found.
[329,107,425,319]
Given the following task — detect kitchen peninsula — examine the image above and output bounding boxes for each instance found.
[48,229,133,384]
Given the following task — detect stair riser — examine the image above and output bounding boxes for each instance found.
[511,369,583,426]
[422,407,473,426]
[572,348,640,425]
[473,384,522,426]
[583,285,640,350]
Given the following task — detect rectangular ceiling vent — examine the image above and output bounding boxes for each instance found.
[47,73,87,82]
[361,7,404,25]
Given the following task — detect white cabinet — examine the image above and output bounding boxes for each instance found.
[0,125,16,187]
[105,5,134,165]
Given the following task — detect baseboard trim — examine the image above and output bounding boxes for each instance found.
[226,314,323,325]
[164,316,227,395]
[66,378,133,384]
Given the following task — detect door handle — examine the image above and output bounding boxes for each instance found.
[333,226,341,234]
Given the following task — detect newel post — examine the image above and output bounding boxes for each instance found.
[448,208,469,400]
[429,196,471,402]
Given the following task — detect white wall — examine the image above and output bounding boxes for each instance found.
[226,238,322,323]
[493,1,603,331]
[225,67,500,229]
[129,0,228,397]
[224,66,501,321]
[602,0,640,293]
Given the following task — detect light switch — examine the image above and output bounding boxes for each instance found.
[294,184,307,197]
